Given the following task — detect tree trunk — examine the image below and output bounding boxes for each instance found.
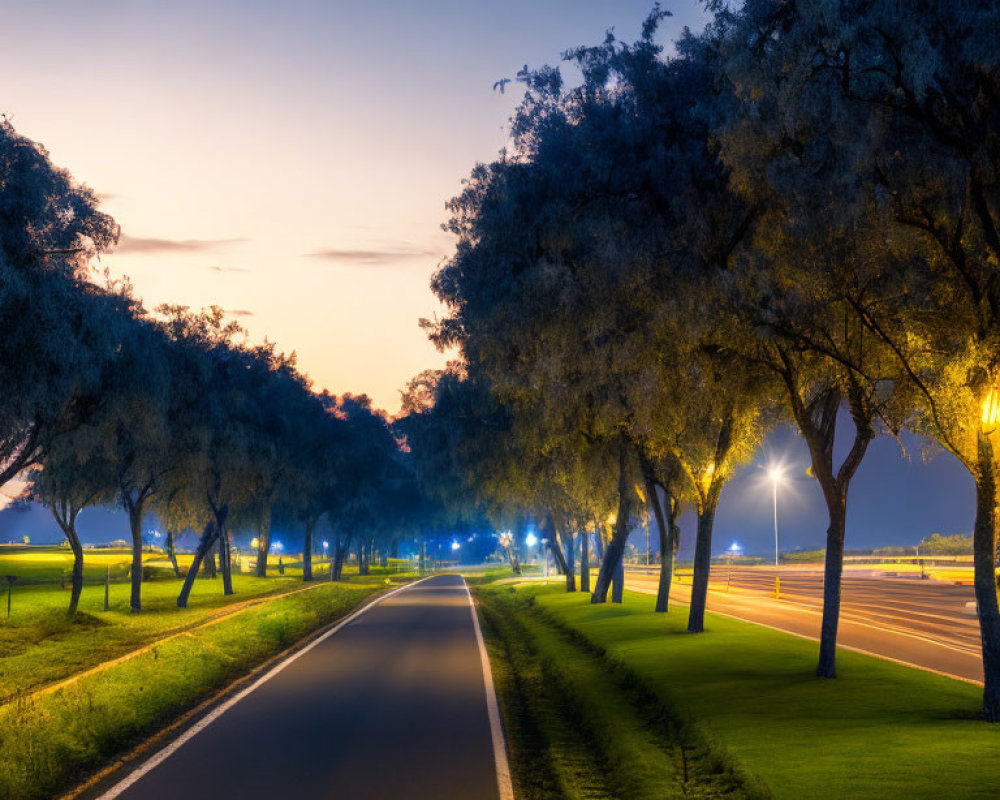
[203,548,217,578]
[332,536,349,581]
[592,439,631,604]
[358,542,369,576]
[178,523,217,608]
[390,538,399,559]
[127,500,145,614]
[816,499,846,677]
[593,518,606,562]
[612,558,624,603]
[545,518,574,592]
[302,519,315,582]
[165,529,180,578]
[974,431,1000,721]
[218,527,233,595]
[644,477,671,613]
[212,504,233,596]
[687,497,719,633]
[66,524,84,618]
[580,528,590,593]
[560,530,576,592]
[255,518,271,577]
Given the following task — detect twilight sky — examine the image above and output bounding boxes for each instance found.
[0,0,709,414]
[0,1,976,550]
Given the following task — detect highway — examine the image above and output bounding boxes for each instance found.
[624,566,984,683]
[92,574,509,800]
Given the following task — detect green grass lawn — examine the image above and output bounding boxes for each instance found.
[0,577,400,800]
[0,554,411,703]
[476,585,760,800]
[498,583,1000,800]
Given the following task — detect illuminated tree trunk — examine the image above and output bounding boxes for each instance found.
[974,431,1000,721]
[612,559,624,603]
[580,528,590,593]
[593,439,630,604]
[178,522,217,608]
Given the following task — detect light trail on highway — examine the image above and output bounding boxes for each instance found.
[624,566,984,683]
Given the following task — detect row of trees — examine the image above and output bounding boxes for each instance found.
[0,118,435,618]
[412,1,1000,722]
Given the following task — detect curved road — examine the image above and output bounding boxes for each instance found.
[96,574,508,800]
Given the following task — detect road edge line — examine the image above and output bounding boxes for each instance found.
[92,574,437,800]
[464,578,515,800]
[622,586,983,686]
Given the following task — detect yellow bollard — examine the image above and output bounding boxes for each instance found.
[775,575,780,600]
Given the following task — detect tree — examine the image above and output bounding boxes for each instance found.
[0,119,118,489]
[710,0,1000,717]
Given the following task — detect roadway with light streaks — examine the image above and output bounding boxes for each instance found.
[624,565,984,683]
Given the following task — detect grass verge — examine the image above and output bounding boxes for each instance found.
[0,576,407,800]
[475,584,766,800]
[0,567,410,702]
[509,584,1000,800]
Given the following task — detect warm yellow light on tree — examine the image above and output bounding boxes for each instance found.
[699,462,716,493]
[983,385,1000,429]
[251,537,260,549]
[606,512,617,526]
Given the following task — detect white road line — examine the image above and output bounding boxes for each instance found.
[623,583,983,686]
[95,575,436,800]
[465,578,515,800]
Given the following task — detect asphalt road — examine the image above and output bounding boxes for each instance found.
[625,566,985,682]
[102,574,504,800]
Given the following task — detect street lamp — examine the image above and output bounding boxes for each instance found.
[768,467,784,567]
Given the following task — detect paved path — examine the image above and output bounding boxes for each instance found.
[624,567,984,683]
[101,574,508,800]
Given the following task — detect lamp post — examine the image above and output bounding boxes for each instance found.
[768,467,784,567]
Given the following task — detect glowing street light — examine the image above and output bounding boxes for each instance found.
[768,466,784,567]
[450,540,461,552]
[525,532,538,548]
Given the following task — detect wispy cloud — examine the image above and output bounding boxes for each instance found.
[115,235,247,255]
[208,265,250,274]
[226,309,254,317]
[305,244,441,266]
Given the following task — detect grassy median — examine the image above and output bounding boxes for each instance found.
[0,571,413,800]
[485,582,1000,800]
[475,584,767,800]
